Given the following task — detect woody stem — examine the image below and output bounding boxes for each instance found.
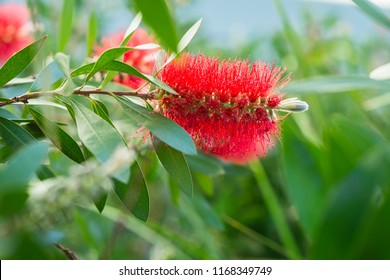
[0,89,157,107]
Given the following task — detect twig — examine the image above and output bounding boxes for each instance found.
[73,88,157,100]
[0,89,158,107]
[54,243,78,260]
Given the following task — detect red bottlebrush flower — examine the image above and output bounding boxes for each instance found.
[94,28,159,90]
[0,3,33,65]
[158,53,290,164]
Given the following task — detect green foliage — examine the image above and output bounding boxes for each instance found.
[153,138,193,196]
[134,0,178,52]
[114,95,196,155]
[352,0,390,30]
[27,105,85,163]
[58,0,74,52]
[69,98,130,183]
[0,36,47,87]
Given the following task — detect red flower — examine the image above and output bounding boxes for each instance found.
[94,29,158,90]
[0,3,33,65]
[159,53,290,164]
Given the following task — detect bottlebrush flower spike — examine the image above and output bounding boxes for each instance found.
[158,52,308,164]
[0,3,33,65]
[94,28,159,90]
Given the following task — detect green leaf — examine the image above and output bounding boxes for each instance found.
[27,105,85,163]
[153,137,193,196]
[70,98,130,183]
[0,141,49,192]
[0,36,47,88]
[104,61,177,95]
[134,0,178,52]
[114,96,196,155]
[285,76,390,96]
[72,44,159,80]
[93,190,108,214]
[99,13,143,88]
[28,60,65,92]
[58,0,74,52]
[87,11,98,56]
[114,162,149,221]
[193,194,224,230]
[90,99,114,126]
[186,153,224,176]
[0,116,36,150]
[177,18,202,53]
[357,193,390,259]
[0,109,18,119]
[36,165,55,180]
[282,124,327,237]
[3,77,35,87]
[159,18,203,69]
[310,151,384,259]
[71,62,94,77]
[122,13,142,46]
[352,0,390,30]
[85,47,135,81]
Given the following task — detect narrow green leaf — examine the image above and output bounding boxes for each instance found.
[98,12,142,88]
[0,108,18,119]
[193,194,224,230]
[104,60,177,94]
[93,191,108,213]
[134,0,178,52]
[153,137,193,196]
[71,62,95,77]
[4,77,35,87]
[90,99,114,126]
[86,47,134,81]
[310,151,384,259]
[58,0,74,52]
[70,98,130,182]
[186,153,224,176]
[0,116,36,150]
[273,0,308,75]
[0,141,49,192]
[352,0,390,30]
[122,13,142,45]
[282,125,327,237]
[28,60,65,92]
[36,165,56,180]
[114,162,149,221]
[178,18,202,53]
[55,53,72,79]
[0,36,47,88]
[28,105,85,163]
[158,18,203,70]
[114,96,196,155]
[87,11,98,56]
[285,75,390,95]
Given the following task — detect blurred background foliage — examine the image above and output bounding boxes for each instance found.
[1,0,390,260]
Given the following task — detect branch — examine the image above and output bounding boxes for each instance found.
[0,89,157,107]
[54,243,78,260]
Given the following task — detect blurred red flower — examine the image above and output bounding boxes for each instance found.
[159,53,289,164]
[0,3,33,65]
[94,29,158,90]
